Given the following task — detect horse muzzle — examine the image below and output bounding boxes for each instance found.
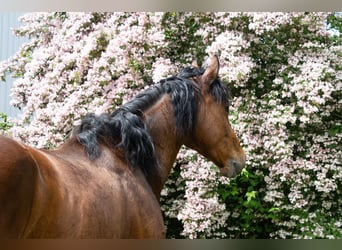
[219,156,246,178]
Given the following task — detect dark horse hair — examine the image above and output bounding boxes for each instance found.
[75,65,230,177]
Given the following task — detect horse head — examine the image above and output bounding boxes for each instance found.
[184,55,246,177]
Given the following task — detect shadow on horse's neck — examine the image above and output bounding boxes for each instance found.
[142,94,184,199]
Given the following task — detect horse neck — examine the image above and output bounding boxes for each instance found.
[143,95,183,199]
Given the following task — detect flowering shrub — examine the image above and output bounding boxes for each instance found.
[1,12,341,238]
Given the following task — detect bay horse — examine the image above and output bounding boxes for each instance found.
[0,55,245,238]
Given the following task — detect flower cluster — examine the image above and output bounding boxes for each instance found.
[173,149,230,238]
[206,30,254,84]
[1,12,341,238]
[246,12,300,35]
[1,12,168,147]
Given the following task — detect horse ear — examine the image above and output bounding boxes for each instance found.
[201,55,219,87]
[192,60,199,68]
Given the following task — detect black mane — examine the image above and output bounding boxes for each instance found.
[75,66,230,177]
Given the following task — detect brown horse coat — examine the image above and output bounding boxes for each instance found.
[0,135,164,238]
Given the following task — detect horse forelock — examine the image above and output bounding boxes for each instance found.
[75,65,230,177]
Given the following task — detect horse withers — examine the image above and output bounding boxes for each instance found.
[0,55,245,238]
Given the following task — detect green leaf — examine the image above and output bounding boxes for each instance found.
[328,126,341,136]
[268,207,281,213]
[245,190,257,203]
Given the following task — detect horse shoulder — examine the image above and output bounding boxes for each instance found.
[117,168,165,238]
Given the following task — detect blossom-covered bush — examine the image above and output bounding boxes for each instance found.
[1,12,341,238]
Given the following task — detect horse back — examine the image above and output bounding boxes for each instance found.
[0,135,164,238]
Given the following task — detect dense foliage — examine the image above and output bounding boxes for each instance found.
[1,12,341,238]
